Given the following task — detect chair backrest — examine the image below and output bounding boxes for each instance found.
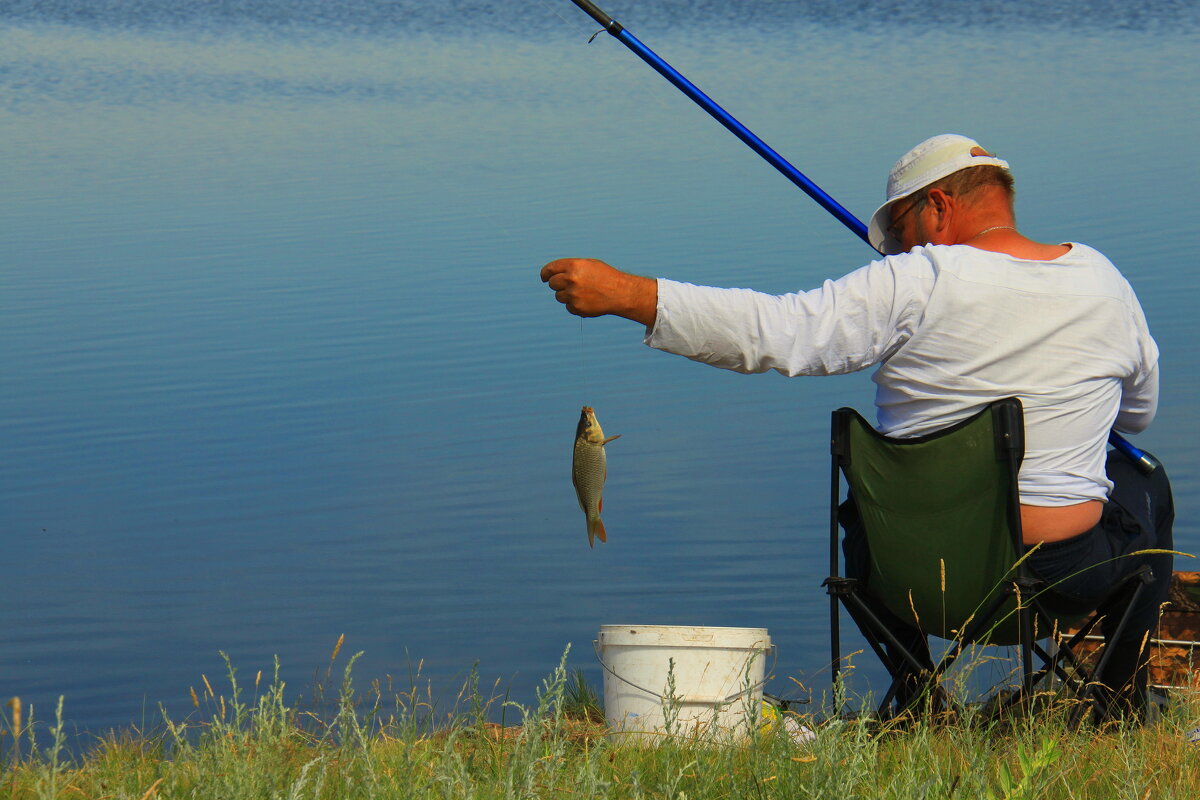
[833,398,1030,644]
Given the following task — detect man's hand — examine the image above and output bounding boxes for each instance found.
[539,258,658,326]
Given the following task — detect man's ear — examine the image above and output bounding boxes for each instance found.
[925,188,955,232]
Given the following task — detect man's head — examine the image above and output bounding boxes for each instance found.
[868,134,1013,255]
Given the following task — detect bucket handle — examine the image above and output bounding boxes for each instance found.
[592,639,777,706]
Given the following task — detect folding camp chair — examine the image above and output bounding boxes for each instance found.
[823,397,1154,724]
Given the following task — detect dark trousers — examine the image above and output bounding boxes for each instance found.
[842,449,1174,718]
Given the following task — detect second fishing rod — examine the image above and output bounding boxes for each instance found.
[567,0,1158,475]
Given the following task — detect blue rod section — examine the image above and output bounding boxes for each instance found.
[570,1,1152,472]
[573,11,868,244]
[1108,430,1160,475]
[612,28,869,245]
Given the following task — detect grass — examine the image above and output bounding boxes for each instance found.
[2,643,1200,799]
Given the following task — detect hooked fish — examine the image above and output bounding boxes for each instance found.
[572,406,620,547]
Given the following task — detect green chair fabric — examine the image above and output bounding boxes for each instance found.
[837,398,1037,644]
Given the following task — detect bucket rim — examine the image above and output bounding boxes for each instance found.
[598,624,769,634]
[597,624,771,649]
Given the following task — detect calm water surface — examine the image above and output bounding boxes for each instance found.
[2,0,1198,737]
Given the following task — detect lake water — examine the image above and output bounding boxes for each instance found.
[2,0,1198,739]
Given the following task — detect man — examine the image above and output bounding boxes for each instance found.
[540,134,1172,719]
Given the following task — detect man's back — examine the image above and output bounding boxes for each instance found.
[874,242,1158,505]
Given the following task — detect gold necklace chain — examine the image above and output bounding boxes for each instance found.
[971,224,1016,240]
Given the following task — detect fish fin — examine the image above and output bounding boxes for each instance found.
[602,434,621,445]
[588,525,595,548]
[593,517,607,544]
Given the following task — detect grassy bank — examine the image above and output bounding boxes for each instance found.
[2,646,1199,799]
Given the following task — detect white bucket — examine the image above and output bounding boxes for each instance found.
[596,624,773,742]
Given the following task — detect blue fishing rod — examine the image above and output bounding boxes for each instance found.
[568,0,1159,476]
[1108,430,1160,474]
[569,0,868,245]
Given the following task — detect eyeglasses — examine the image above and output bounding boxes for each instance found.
[886,195,925,244]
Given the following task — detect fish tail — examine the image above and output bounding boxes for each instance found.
[589,517,607,546]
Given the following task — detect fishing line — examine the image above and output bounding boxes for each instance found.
[532,0,593,36]
[528,0,602,406]
[580,316,590,400]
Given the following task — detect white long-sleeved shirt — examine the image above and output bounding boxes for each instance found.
[645,243,1159,505]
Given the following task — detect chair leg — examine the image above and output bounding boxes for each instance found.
[1032,640,1079,689]
[1080,582,1152,725]
[926,586,1022,689]
[1017,577,1041,699]
[827,578,937,718]
[840,592,932,675]
[982,637,1076,723]
[1059,566,1156,729]
[842,594,955,719]
[1089,581,1149,690]
[1049,613,1109,704]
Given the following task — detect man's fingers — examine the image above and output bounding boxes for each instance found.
[540,258,575,283]
[555,288,587,315]
[542,259,586,296]
[549,283,577,313]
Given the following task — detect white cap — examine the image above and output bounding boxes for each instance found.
[867,134,1010,255]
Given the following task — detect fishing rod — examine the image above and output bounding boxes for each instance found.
[567,1,1157,475]
[568,0,868,245]
[1108,430,1160,475]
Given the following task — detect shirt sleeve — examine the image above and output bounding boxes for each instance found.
[643,256,932,377]
[1114,298,1160,433]
[1115,363,1158,433]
